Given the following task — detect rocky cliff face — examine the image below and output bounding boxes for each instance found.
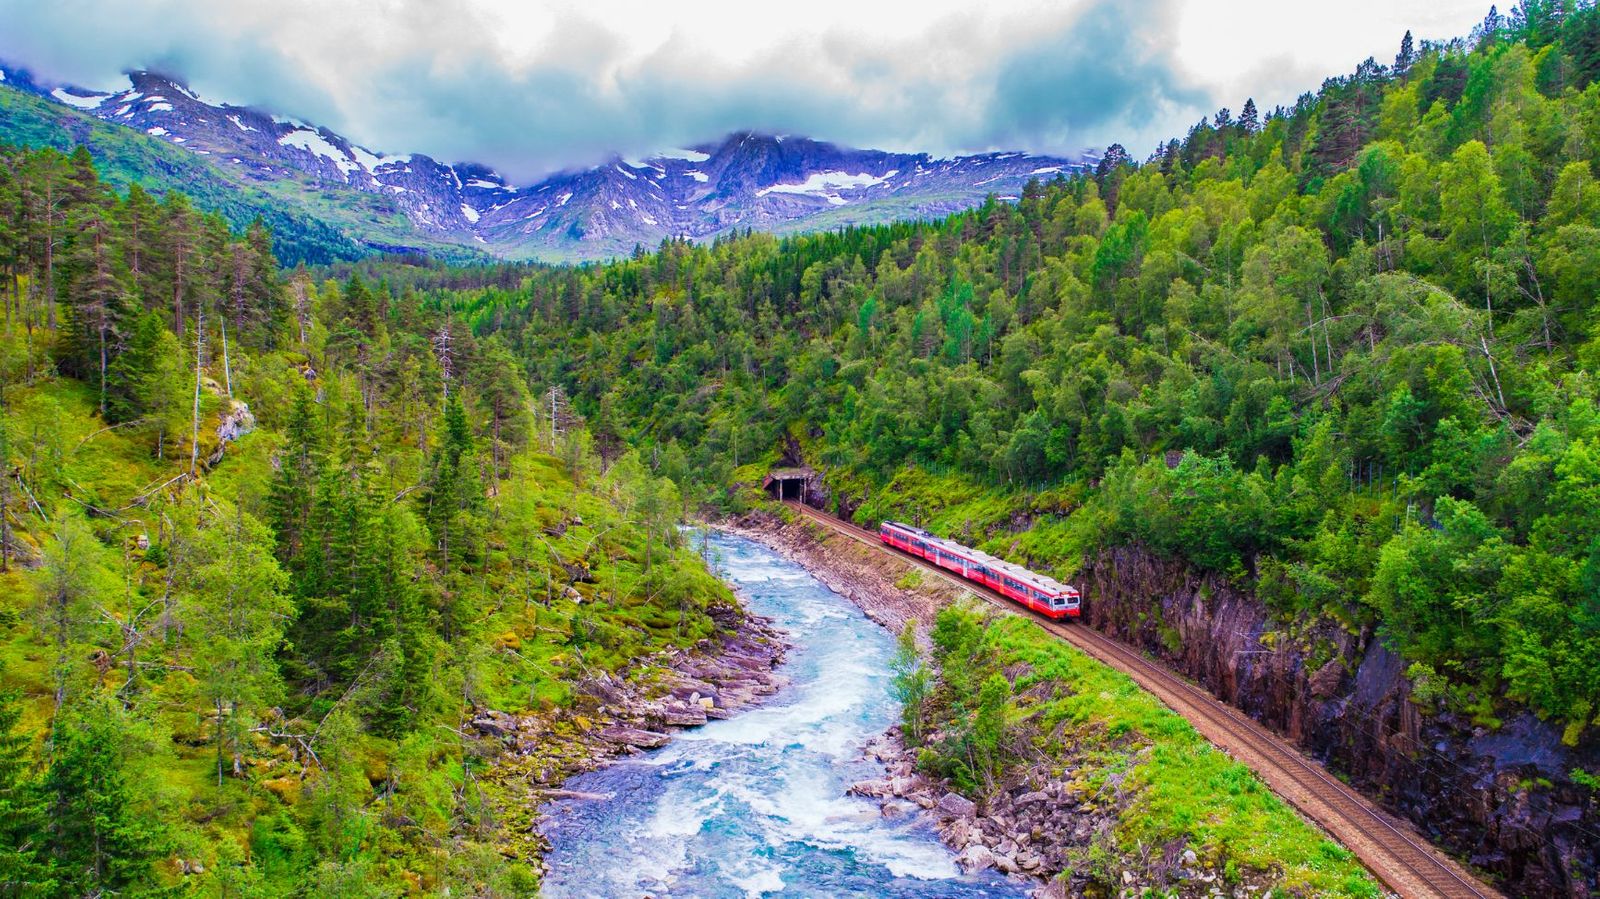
[1079,545,1600,897]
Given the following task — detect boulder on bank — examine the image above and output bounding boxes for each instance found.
[938,791,977,819]
[598,726,671,749]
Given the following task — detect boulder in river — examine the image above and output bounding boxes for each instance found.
[957,844,996,872]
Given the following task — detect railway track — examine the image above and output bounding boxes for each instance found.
[783,501,1500,899]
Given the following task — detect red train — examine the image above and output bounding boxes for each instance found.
[878,521,1081,619]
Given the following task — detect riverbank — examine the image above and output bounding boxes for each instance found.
[535,529,1027,897]
[730,506,1384,898]
[728,510,1099,896]
[481,591,790,876]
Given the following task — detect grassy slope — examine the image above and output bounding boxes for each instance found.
[929,601,1378,896]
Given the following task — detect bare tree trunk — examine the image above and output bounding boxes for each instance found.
[190,302,205,476]
[43,181,57,331]
[98,311,108,417]
[216,696,226,787]
[220,319,233,399]
[1306,304,1320,385]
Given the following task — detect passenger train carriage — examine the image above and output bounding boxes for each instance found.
[877,521,1081,619]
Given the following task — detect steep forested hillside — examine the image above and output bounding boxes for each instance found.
[438,6,1600,750]
[0,145,728,894]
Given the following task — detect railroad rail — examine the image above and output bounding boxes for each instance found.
[783,500,1500,899]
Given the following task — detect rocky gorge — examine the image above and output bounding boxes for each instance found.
[1079,546,1600,898]
[727,510,1312,898]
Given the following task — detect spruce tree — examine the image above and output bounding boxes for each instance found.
[0,679,51,894]
[1239,97,1260,133]
[267,382,326,567]
[42,700,162,896]
[61,206,131,416]
[1395,30,1417,75]
[424,394,483,635]
[118,183,162,306]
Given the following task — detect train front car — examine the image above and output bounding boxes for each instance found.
[878,520,1082,620]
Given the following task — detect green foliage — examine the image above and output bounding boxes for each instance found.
[0,677,51,895]
[0,145,736,893]
[918,605,1377,895]
[888,622,930,746]
[409,18,1600,741]
[41,697,166,896]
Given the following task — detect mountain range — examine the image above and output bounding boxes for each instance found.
[0,64,1095,263]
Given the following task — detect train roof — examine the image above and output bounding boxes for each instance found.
[880,520,1078,597]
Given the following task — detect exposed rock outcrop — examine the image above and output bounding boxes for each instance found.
[1080,545,1600,897]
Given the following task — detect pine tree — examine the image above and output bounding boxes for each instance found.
[1395,30,1417,76]
[118,183,162,307]
[0,677,51,894]
[42,700,162,896]
[472,336,531,480]
[61,206,131,415]
[424,394,483,630]
[105,309,187,460]
[178,508,290,786]
[245,219,285,346]
[159,192,200,336]
[1239,98,1260,133]
[1566,2,1600,87]
[268,383,326,568]
[19,150,69,332]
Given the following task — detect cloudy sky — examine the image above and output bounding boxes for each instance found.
[0,0,1489,182]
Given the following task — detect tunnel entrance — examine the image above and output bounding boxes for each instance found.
[763,467,814,503]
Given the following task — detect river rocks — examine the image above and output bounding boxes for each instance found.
[597,726,671,749]
[957,844,996,872]
[481,597,790,873]
[847,778,894,798]
[938,791,977,819]
[471,711,517,737]
[660,702,708,727]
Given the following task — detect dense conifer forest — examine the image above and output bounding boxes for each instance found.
[430,5,1600,746]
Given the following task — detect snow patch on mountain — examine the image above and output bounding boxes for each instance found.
[279,128,360,176]
[757,171,890,197]
[349,145,410,173]
[51,88,106,109]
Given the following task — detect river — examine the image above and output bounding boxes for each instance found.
[537,530,1027,898]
